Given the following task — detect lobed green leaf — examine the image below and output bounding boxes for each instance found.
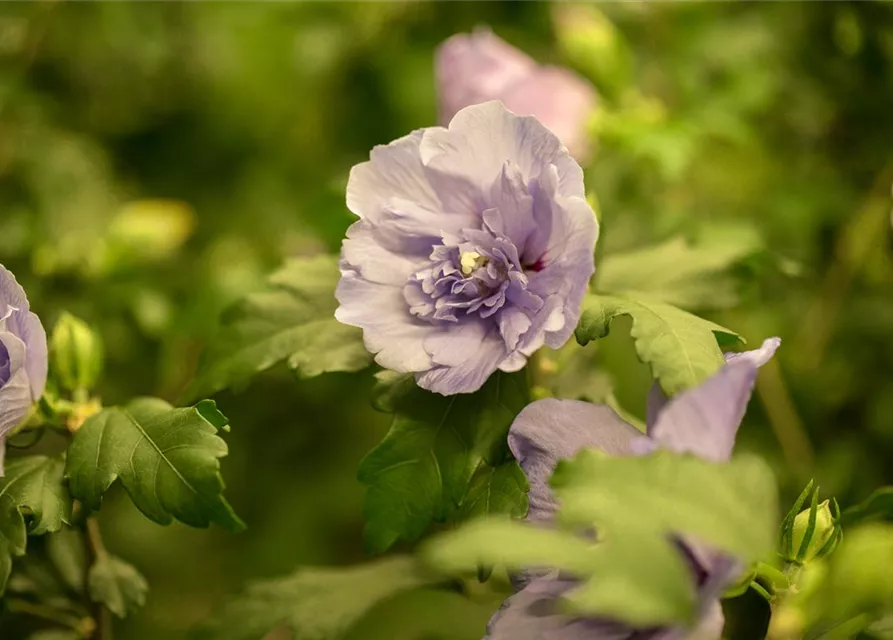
[358,372,530,554]
[193,555,441,640]
[66,398,244,532]
[575,293,742,396]
[87,553,149,618]
[188,255,372,399]
[0,455,73,595]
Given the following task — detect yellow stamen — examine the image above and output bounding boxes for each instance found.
[460,251,488,276]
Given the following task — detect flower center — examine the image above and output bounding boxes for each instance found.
[459,251,488,277]
[403,229,544,326]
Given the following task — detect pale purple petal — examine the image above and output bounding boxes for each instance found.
[0,266,47,477]
[423,320,488,367]
[15,310,47,399]
[508,398,646,524]
[0,331,32,440]
[0,265,29,311]
[484,162,536,251]
[341,220,429,286]
[415,332,507,395]
[420,101,575,202]
[499,307,532,352]
[0,266,46,399]
[644,338,781,462]
[335,271,434,373]
[645,337,781,433]
[347,130,444,223]
[486,574,633,640]
[525,182,598,348]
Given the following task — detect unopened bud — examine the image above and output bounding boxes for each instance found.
[50,312,103,393]
[790,499,840,563]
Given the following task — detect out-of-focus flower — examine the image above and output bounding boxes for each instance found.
[436,29,598,163]
[336,101,597,396]
[0,265,48,475]
[487,338,781,639]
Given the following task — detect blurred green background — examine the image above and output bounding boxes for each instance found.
[1,1,892,638]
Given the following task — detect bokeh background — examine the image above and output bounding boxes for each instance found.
[1,1,892,638]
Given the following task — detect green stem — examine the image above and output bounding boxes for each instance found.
[751,581,774,603]
[85,518,113,640]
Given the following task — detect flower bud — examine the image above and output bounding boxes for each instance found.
[50,312,103,393]
[790,499,840,563]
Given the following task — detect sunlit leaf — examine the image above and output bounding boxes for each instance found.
[575,293,742,396]
[596,232,761,311]
[194,556,441,640]
[66,398,244,532]
[342,587,500,640]
[189,255,372,399]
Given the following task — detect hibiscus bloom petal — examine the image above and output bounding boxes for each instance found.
[508,398,646,524]
[646,338,781,462]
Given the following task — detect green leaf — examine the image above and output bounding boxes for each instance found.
[370,370,416,413]
[88,553,149,618]
[189,255,372,399]
[841,487,893,527]
[193,556,440,640]
[342,587,499,640]
[456,462,529,522]
[358,372,530,554]
[66,398,244,532]
[0,455,73,595]
[0,495,27,595]
[47,526,88,595]
[425,450,777,628]
[0,455,72,536]
[575,293,742,396]
[596,232,760,311]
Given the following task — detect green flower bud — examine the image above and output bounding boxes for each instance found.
[791,499,840,562]
[50,312,103,393]
[781,482,842,565]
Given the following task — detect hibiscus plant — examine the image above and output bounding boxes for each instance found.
[2,19,893,640]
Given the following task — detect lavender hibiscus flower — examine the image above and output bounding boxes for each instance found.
[436,29,598,162]
[0,265,48,475]
[487,337,781,640]
[335,101,598,395]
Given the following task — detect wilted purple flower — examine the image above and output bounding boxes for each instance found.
[487,338,781,640]
[437,29,598,163]
[0,265,48,475]
[335,101,598,395]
